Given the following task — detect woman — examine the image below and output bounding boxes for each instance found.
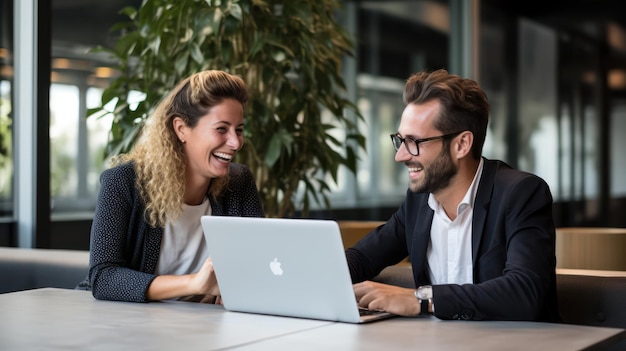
[77,70,264,302]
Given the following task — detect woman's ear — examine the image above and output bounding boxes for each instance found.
[172,116,187,143]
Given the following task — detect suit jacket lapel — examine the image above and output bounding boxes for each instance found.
[472,158,495,267]
[411,198,435,284]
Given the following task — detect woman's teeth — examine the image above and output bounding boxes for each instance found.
[213,152,232,161]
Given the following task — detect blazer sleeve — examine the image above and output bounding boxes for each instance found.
[432,173,558,321]
[346,198,412,283]
[88,164,157,302]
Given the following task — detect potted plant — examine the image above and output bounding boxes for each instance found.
[88,0,365,218]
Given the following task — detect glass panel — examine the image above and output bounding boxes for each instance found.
[309,107,354,208]
[479,4,510,162]
[559,103,573,200]
[356,74,406,207]
[49,83,79,198]
[357,1,449,79]
[297,1,451,212]
[0,0,13,218]
[86,87,113,195]
[582,105,598,197]
[611,102,626,196]
[571,96,584,200]
[356,97,372,192]
[517,19,559,195]
[327,0,451,211]
[49,0,134,215]
[0,80,11,215]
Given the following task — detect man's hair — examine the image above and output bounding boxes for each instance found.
[403,69,489,159]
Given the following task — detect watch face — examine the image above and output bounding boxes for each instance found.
[417,286,433,300]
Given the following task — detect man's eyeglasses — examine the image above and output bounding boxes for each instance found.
[390,131,463,156]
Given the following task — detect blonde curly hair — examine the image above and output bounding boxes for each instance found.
[112,70,248,227]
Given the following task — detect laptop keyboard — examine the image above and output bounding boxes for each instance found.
[358,307,387,316]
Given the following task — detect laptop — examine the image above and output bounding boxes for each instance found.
[200,216,395,323]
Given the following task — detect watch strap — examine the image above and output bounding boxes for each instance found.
[419,298,430,315]
[415,285,433,315]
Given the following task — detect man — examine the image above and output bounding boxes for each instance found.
[347,69,559,322]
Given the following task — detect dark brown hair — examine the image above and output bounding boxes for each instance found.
[403,69,489,159]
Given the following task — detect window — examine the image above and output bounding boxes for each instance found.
[49,82,113,214]
[313,1,450,212]
[0,80,11,216]
[86,87,114,193]
[0,0,13,219]
[50,83,79,199]
[355,74,407,206]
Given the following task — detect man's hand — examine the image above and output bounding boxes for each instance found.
[353,280,421,316]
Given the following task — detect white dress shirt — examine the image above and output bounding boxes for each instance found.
[426,158,484,285]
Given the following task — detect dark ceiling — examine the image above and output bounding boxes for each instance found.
[484,0,626,76]
[484,0,626,44]
[51,0,626,64]
[52,0,143,56]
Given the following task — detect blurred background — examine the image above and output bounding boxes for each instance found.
[2,0,626,249]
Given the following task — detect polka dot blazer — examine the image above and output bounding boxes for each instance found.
[76,162,265,302]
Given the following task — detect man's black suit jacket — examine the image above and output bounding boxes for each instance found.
[347,158,560,322]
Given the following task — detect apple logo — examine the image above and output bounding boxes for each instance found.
[269,258,283,276]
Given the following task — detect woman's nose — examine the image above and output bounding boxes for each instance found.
[227,131,243,150]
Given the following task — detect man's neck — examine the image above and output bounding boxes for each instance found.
[432,158,481,220]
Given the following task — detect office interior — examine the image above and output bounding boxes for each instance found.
[1,0,626,250]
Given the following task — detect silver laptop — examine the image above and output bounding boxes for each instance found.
[200,216,394,323]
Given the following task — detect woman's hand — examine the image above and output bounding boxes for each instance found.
[190,257,220,297]
[146,257,221,302]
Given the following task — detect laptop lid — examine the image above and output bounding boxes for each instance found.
[200,216,393,323]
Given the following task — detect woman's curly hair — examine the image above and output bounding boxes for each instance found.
[112,70,248,227]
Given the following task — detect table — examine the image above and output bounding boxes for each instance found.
[1,288,624,350]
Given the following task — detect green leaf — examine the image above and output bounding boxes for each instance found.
[174,52,190,75]
[230,3,242,20]
[89,0,366,218]
[265,135,282,167]
[190,43,204,64]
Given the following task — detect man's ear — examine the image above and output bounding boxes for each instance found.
[453,131,474,159]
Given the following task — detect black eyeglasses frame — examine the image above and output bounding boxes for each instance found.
[389,131,464,156]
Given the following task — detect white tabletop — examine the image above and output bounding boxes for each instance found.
[0,288,623,351]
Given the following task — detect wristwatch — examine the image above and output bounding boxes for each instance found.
[415,285,433,315]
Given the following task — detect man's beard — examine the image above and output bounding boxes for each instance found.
[409,147,457,193]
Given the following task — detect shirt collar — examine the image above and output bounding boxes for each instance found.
[428,158,485,216]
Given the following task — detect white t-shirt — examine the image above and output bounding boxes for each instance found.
[155,197,212,276]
